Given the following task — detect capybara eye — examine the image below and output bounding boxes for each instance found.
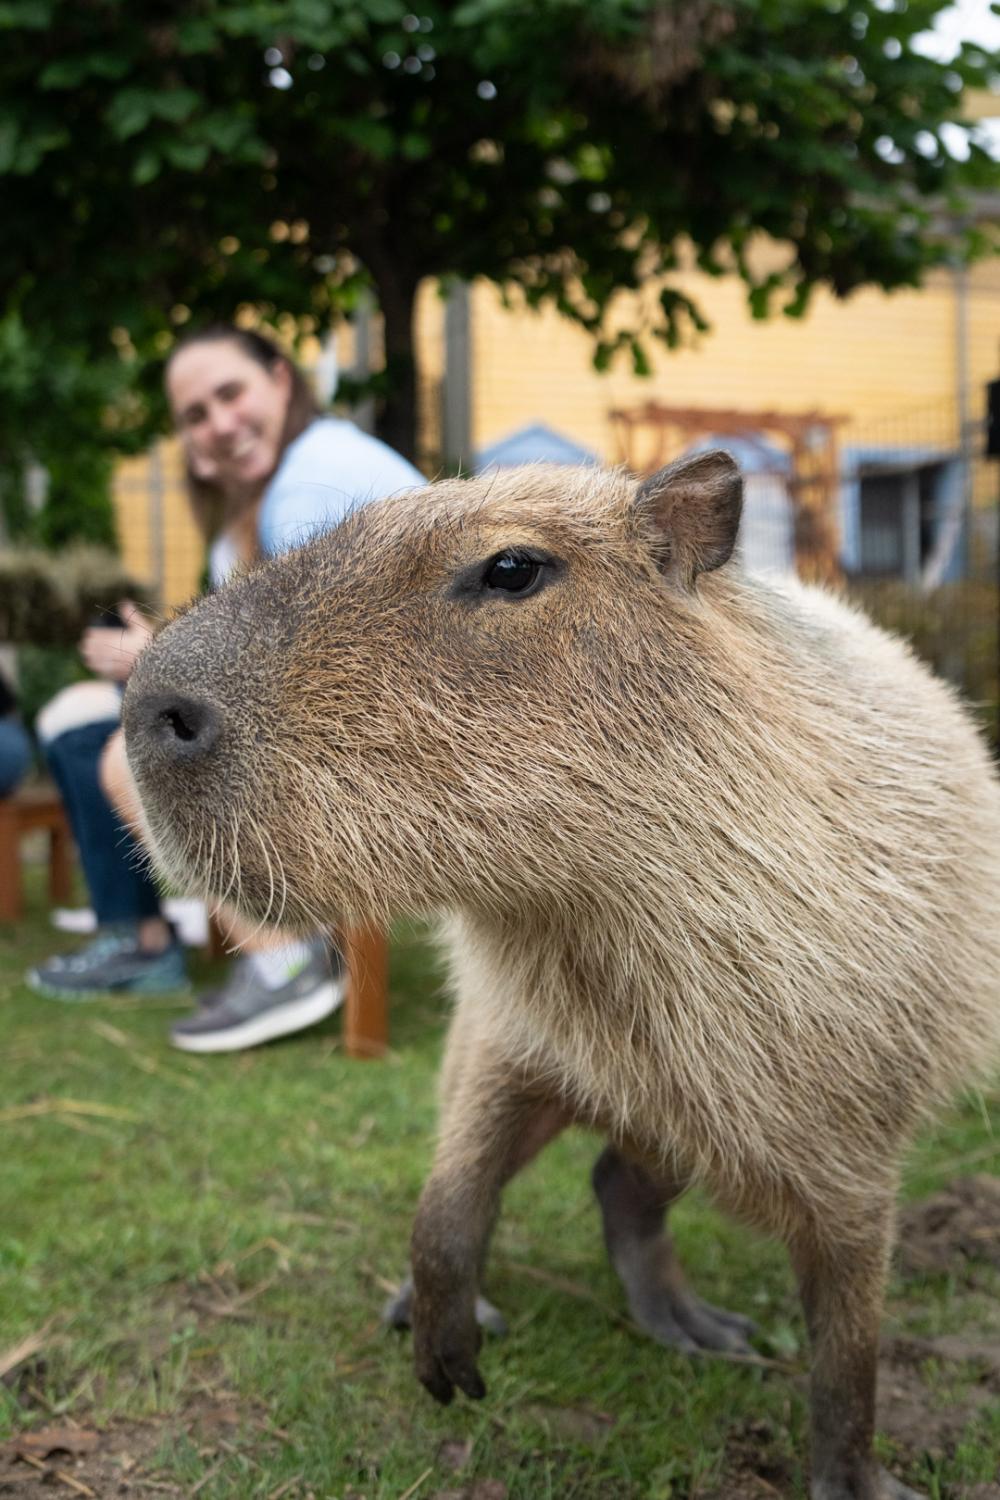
[483,551,542,596]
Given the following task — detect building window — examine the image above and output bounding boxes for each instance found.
[857,462,942,581]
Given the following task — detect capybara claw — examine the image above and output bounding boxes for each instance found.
[418,1350,485,1405]
[421,1367,455,1405]
[456,1365,486,1400]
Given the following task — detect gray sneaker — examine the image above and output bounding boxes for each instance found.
[28,924,189,1000]
[169,939,345,1053]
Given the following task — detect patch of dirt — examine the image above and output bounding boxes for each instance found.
[884,1331,1000,1389]
[522,1404,617,1448]
[701,1419,795,1500]
[0,1415,182,1497]
[436,1436,474,1472]
[876,1350,995,1455]
[897,1175,1000,1278]
[704,1326,1000,1500]
[0,1394,279,1498]
[1,1356,53,1416]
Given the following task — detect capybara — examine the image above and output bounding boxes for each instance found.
[123,454,1000,1500]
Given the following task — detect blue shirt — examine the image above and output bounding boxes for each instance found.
[258,417,425,559]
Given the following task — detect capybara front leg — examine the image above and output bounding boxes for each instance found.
[409,1081,567,1405]
[593,1146,755,1354]
[790,1217,922,1500]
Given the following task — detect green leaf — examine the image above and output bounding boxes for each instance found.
[0,119,16,174]
[401,132,431,161]
[176,17,218,54]
[783,280,812,319]
[4,123,69,173]
[0,0,51,27]
[132,148,161,185]
[163,138,210,172]
[354,0,404,22]
[339,118,396,159]
[152,88,200,126]
[748,284,770,319]
[216,6,277,39]
[106,89,156,141]
[39,52,130,89]
[630,338,651,378]
[198,112,255,156]
[593,340,614,372]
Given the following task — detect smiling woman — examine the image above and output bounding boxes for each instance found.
[169,343,292,486]
[167,325,424,580]
[165,325,319,569]
[29,323,424,1055]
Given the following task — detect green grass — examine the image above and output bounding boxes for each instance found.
[2,877,1000,1499]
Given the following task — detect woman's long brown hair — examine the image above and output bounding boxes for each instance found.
[166,325,320,549]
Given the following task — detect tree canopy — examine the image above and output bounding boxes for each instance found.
[1,0,997,489]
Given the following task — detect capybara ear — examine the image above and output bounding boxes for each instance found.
[635,450,742,590]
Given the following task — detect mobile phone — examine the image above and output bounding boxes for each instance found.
[90,607,124,629]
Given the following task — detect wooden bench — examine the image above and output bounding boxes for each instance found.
[0,782,74,923]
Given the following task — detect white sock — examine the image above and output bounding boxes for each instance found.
[249,939,315,990]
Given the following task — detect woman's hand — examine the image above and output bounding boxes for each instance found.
[79,599,154,683]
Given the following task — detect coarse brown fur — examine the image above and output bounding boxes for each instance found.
[123,455,1000,1500]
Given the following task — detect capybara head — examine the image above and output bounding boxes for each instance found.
[123,454,743,931]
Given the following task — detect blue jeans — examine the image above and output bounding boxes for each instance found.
[0,717,32,798]
[43,718,163,925]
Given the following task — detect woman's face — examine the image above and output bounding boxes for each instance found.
[167,339,293,493]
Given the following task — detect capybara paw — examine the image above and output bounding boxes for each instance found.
[384,1276,507,1337]
[414,1332,486,1405]
[811,1467,924,1500]
[473,1293,508,1335]
[876,1472,924,1500]
[632,1286,755,1355]
[383,1277,414,1329]
[412,1292,486,1405]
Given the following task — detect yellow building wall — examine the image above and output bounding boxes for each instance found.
[471,255,1000,464]
[112,440,203,614]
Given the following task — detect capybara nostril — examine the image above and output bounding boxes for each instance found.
[131,691,222,761]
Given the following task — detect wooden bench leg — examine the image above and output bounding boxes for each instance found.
[342,925,388,1059]
[48,818,74,906]
[0,802,22,923]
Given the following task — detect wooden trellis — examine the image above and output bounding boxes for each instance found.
[608,402,845,585]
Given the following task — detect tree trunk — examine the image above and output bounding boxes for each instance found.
[370,266,420,469]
